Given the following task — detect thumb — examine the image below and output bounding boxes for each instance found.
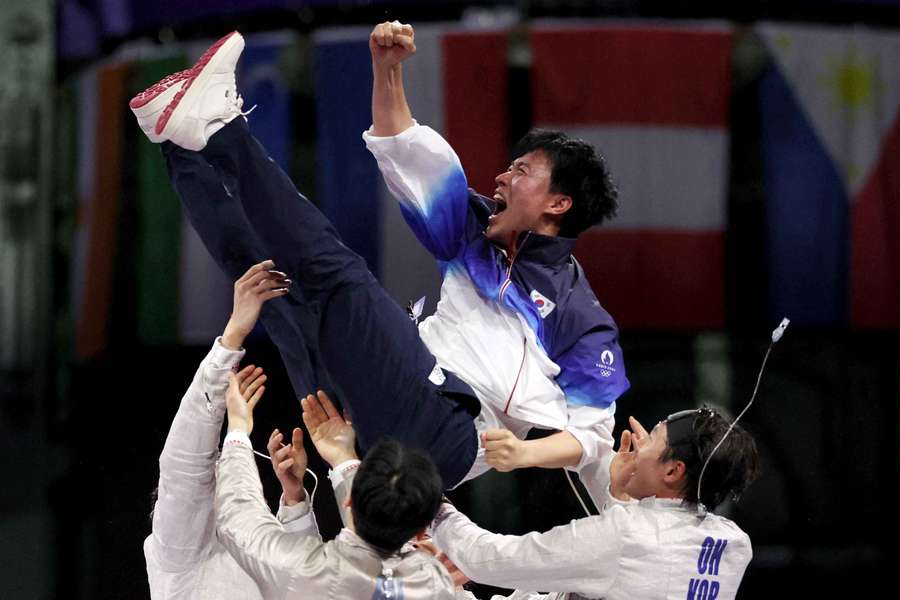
[227,372,240,393]
[292,427,304,447]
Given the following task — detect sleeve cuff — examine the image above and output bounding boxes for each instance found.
[276,492,312,522]
[282,510,317,535]
[564,425,595,472]
[328,459,361,490]
[362,120,420,143]
[223,430,252,449]
[209,337,246,370]
[426,501,457,538]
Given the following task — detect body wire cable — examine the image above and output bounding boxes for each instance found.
[696,317,789,515]
[253,448,319,509]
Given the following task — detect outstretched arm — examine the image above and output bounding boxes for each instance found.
[302,390,359,528]
[217,373,324,595]
[431,503,624,595]
[366,21,473,261]
[221,259,291,351]
[483,429,584,472]
[371,21,416,137]
[146,260,287,580]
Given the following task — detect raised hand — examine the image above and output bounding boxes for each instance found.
[267,427,308,506]
[225,366,266,434]
[221,259,291,350]
[301,390,356,468]
[369,21,416,70]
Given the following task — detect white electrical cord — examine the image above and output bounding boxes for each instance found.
[695,317,789,515]
[564,468,595,518]
[253,448,319,509]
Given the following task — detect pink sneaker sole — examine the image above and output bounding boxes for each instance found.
[127,31,241,135]
[129,66,194,111]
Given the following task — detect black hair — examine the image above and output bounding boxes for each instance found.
[662,408,760,510]
[350,439,444,555]
[512,129,618,237]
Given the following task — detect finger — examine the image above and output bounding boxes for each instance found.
[342,409,352,425]
[394,34,415,51]
[482,429,511,442]
[277,457,295,473]
[376,24,389,47]
[267,430,282,454]
[302,394,325,425]
[619,429,632,454]
[300,400,318,431]
[228,372,239,388]
[371,24,384,45]
[260,288,290,302]
[316,390,340,420]
[483,438,512,452]
[256,276,291,291]
[240,367,264,394]
[244,267,276,289]
[266,439,280,458]
[235,364,255,381]
[233,365,255,386]
[248,385,265,409]
[244,373,267,397]
[239,365,262,388]
[629,416,649,440]
[237,260,274,284]
[398,23,414,38]
[307,393,326,418]
[292,427,304,448]
[380,23,394,47]
[273,444,293,461]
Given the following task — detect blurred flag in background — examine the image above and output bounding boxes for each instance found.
[530,22,734,330]
[757,23,900,329]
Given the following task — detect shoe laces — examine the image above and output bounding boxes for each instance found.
[225,87,257,117]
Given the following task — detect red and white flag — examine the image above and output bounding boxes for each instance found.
[530,22,733,329]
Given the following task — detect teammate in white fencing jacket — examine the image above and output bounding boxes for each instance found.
[145,262,313,600]
[216,385,462,599]
[431,408,759,600]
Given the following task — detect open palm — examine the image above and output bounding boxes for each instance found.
[301,390,356,467]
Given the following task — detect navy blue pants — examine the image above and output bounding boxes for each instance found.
[163,118,478,488]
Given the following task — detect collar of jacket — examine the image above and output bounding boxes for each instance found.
[336,528,417,558]
[507,229,577,267]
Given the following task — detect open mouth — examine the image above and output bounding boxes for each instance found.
[490,193,507,221]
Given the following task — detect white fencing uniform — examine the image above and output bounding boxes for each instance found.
[433,494,751,600]
[145,340,315,600]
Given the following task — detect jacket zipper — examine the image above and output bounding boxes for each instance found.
[499,231,530,304]
[499,230,532,415]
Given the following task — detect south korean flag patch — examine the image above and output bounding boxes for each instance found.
[530,289,556,319]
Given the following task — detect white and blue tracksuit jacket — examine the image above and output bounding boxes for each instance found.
[364,123,629,488]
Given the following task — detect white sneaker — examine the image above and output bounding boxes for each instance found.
[129,31,247,150]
